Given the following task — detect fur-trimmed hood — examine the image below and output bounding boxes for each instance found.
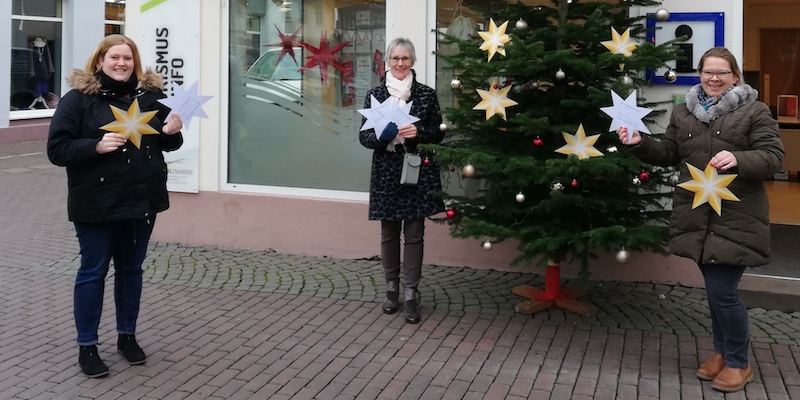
[66,68,164,95]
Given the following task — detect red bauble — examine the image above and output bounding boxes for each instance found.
[446,209,456,219]
[450,166,455,172]
[533,137,543,146]
[638,171,650,182]
[571,179,578,187]
[423,157,430,165]
[493,84,499,89]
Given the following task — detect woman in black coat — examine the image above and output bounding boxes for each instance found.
[48,34,183,378]
[359,37,445,324]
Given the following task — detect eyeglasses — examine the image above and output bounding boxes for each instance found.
[390,56,412,63]
[700,70,733,79]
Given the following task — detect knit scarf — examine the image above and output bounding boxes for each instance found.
[384,71,413,151]
[96,70,138,96]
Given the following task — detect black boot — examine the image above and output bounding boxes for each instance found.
[404,287,420,324]
[118,334,146,365]
[383,280,400,314]
[79,345,109,378]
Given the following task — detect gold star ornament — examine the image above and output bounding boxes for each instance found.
[555,124,604,160]
[100,98,159,149]
[473,82,518,120]
[601,27,638,57]
[478,19,511,61]
[677,163,740,216]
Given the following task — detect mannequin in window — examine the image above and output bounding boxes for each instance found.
[30,37,55,109]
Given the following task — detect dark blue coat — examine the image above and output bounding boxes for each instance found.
[47,70,183,223]
[359,71,445,221]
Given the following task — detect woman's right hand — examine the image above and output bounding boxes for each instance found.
[617,127,642,145]
[96,132,127,154]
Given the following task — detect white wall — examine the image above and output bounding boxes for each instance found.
[0,1,10,128]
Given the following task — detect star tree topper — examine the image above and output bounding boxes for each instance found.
[157,81,212,129]
[473,81,518,120]
[100,98,158,149]
[555,124,604,160]
[600,89,652,142]
[677,163,740,216]
[601,27,638,56]
[478,19,511,61]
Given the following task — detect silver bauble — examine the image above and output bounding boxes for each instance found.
[669,174,680,184]
[515,192,525,203]
[551,182,564,192]
[515,18,528,31]
[482,241,493,250]
[462,164,476,178]
[632,177,641,186]
[616,248,631,264]
[555,69,565,80]
[531,81,540,88]
[664,69,678,83]
[450,78,463,90]
[439,122,448,131]
[655,8,670,22]
[620,75,634,87]
[607,145,618,153]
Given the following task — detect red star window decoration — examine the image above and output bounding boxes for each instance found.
[265,25,302,65]
[299,32,351,86]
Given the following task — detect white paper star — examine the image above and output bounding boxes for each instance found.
[677,163,740,216]
[555,124,604,160]
[157,81,212,129]
[478,19,511,61]
[100,98,158,149]
[473,83,518,121]
[601,27,638,57]
[357,95,419,140]
[600,89,652,142]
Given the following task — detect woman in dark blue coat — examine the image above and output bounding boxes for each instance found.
[359,38,445,324]
[48,34,183,378]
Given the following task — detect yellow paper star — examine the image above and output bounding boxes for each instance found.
[473,82,518,120]
[677,163,740,216]
[478,19,511,61]
[601,27,638,57]
[555,124,604,160]
[100,98,159,149]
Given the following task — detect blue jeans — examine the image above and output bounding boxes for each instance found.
[73,217,154,346]
[699,264,749,368]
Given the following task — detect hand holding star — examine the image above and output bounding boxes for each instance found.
[163,114,183,135]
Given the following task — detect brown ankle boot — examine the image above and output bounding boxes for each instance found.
[711,365,753,392]
[696,353,725,381]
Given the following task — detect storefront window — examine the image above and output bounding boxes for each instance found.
[228,0,385,191]
[10,0,63,111]
[105,0,125,35]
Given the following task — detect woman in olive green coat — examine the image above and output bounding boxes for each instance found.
[618,47,783,393]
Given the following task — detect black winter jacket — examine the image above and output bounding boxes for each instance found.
[47,70,183,222]
[359,70,445,221]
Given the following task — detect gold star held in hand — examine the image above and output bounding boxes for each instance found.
[478,19,511,61]
[555,124,604,160]
[601,27,638,57]
[678,163,740,216]
[473,81,518,121]
[100,98,159,149]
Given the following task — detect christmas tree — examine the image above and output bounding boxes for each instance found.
[429,0,682,313]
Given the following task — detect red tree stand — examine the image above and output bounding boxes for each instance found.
[512,260,597,317]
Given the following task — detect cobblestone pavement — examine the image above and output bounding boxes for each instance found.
[2,140,800,399]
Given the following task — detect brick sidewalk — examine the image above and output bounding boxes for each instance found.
[2,140,800,399]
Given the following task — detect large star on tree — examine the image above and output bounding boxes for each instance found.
[299,32,350,85]
[265,25,302,65]
[678,163,740,216]
[100,98,158,149]
[555,124,604,160]
[478,19,511,61]
[601,27,638,57]
[472,82,518,120]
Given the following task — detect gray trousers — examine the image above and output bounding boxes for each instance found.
[381,218,424,289]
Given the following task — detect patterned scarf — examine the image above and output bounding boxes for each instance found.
[685,84,758,123]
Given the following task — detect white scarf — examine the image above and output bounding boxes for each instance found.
[384,72,413,151]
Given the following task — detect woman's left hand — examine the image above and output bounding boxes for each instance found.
[710,150,738,171]
[163,114,183,135]
[398,124,417,139]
